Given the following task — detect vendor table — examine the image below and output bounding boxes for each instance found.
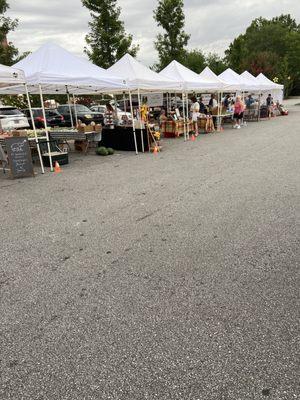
[244,107,259,122]
[49,129,101,154]
[161,120,191,138]
[215,113,234,130]
[100,126,148,152]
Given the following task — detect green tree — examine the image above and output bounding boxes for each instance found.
[246,51,279,76]
[182,49,206,73]
[0,0,19,65]
[205,52,227,75]
[154,0,190,70]
[82,0,139,69]
[225,14,300,95]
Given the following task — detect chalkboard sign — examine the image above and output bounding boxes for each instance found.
[5,137,34,179]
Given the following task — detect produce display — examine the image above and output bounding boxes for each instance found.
[96,146,115,156]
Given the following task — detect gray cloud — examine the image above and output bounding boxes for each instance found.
[7,0,300,67]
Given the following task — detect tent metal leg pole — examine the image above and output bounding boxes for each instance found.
[24,84,45,174]
[137,88,144,153]
[39,84,53,172]
[182,92,186,141]
[123,92,127,113]
[186,93,189,140]
[242,91,245,126]
[66,86,74,128]
[129,91,138,155]
[166,93,169,115]
[217,91,223,131]
[72,93,78,127]
[113,94,118,125]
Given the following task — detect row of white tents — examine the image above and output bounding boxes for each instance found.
[0,42,284,171]
[1,42,283,96]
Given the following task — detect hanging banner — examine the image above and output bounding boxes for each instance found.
[145,93,164,107]
[201,94,212,105]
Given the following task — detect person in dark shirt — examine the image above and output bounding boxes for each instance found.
[199,97,206,114]
[266,94,273,106]
[246,95,254,108]
[223,94,230,109]
[266,94,273,118]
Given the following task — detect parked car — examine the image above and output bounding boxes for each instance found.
[90,104,132,125]
[23,108,65,129]
[0,106,29,131]
[57,104,104,127]
[90,104,106,117]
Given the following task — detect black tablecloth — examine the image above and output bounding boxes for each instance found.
[100,127,149,152]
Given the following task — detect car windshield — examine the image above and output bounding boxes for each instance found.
[32,109,43,117]
[93,106,106,112]
[46,110,59,117]
[0,108,22,116]
[73,105,91,113]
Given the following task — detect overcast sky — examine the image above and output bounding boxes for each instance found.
[7,0,300,67]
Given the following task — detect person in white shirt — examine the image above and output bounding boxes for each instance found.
[191,96,200,136]
[209,94,218,109]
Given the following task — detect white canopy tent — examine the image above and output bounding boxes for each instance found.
[198,66,229,91]
[3,42,127,95]
[160,61,227,92]
[108,53,180,93]
[0,63,45,173]
[256,73,284,103]
[108,54,181,149]
[240,71,263,92]
[0,64,26,88]
[159,62,229,138]
[218,68,248,92]
[0,43,132,165]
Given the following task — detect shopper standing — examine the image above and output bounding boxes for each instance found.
[266,94,273,119]
[233,96,245,129]
[191,96,200,136]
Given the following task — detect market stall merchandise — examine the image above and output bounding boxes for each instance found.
[108,54,180,151]
[159,61,228,139]
[49,125,102,155]
[161,119,190,138]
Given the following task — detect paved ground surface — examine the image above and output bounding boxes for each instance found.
[0,100,299,400]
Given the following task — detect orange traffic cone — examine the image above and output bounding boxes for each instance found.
[54,161,61,173]
[153,146,158,154]
[191,134,195,141]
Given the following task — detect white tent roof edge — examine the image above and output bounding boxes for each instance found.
[0,42,129,95]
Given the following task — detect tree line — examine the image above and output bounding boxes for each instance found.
[1,0,299,95]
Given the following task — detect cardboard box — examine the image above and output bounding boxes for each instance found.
[77,125,94,133]
[11,130,28,137]
[94,124,102,133]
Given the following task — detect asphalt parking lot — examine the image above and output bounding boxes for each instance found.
[0,101,299,399]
